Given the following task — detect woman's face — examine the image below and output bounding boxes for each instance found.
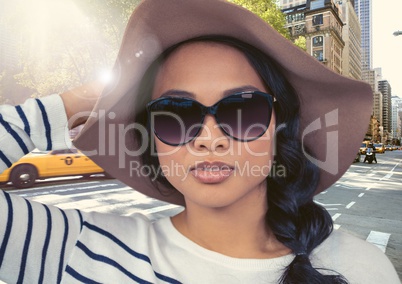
[152,42,276,209]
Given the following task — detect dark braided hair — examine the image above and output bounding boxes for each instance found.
[135,35,348,283]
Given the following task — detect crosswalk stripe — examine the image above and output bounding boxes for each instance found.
[366,231,391,253]
[332,213,341,221]
[30,186,133,203]
[6,181,102,195]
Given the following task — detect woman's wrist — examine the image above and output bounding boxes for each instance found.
[60,82,104,129]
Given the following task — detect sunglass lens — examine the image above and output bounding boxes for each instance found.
[150,99,202,145]
[217,94,271,141]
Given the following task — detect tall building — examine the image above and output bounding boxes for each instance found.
[391,96,402,141]
[378,80,392,137]
[279,0,307,9]
[354,0,372,78]
[339,0,362,80]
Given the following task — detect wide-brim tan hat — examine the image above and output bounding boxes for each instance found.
[74,0,372,206]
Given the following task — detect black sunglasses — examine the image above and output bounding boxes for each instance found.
[146,91,275,146]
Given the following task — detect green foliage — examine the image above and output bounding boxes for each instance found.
[5,0,139,97]
[230,0,290,39]
[0,70,32,105]
[293,36,307,51]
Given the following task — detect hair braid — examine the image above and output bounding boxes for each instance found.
[265,72,348,284]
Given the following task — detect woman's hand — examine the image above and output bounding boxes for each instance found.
[60,81,104,129]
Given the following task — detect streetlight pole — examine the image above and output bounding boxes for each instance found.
[393,31,402,36]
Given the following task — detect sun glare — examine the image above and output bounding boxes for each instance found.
[18,0,91,58]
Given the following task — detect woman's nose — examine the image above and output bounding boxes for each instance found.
[192,114,230,152]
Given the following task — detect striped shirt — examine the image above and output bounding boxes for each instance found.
[0,95,400,283]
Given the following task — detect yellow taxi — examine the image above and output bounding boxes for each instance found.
[0,148,105,189]
[373,143,385,154]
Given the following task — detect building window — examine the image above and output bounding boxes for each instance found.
[294,24,305,35]
[312,36,323,47]
[310,0,325,9]
[312,14,323,26]
[313,49,324,61]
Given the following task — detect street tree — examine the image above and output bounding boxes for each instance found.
[230,0,306,50]
[9,0,139,97]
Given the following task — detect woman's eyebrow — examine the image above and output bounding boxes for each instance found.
[223,85,261,97]
[160,89,194,98]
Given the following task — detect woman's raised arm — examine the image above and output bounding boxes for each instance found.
[0,82,102,173]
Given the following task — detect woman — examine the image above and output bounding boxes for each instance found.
[0,0,399,283]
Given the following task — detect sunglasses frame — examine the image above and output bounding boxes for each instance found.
[146,91,276,146]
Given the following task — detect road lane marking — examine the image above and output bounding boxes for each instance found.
[333,224,341,230]
[335,184,363,190]
[314,201,342,206]
[379,159,401,181]
[142,204,183,215]
[332,213,341,221]
[121,204,184,217]
[366,231,391,253]
[358,193,364,198]
[380,173,393,180]
[346,201,355,209]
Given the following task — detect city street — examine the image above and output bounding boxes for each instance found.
[2,150,402,280]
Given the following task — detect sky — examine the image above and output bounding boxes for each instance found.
[372,0,402,97]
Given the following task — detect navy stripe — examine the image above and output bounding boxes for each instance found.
[35,99,52,150]
[83,222,182,284]
[0,192,13,267]
[76,241,153,284]
[17,199,34,283]
[15,105,30,136]
[155,272,183,284]
[0,113,29,154]
[84,222,151,262]
[0,150,12,168]
[65,265,102,284]
[39,205,52,283]
[75,209,84,231]
[57,209,69,284]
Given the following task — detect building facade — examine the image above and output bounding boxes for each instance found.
[283,0,345,74]
[391,96,402,141]
[279,0,307,9]
[354,0,372,78]
[378,80,392,137]
[340,0,362,80]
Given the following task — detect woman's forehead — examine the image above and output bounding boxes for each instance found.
[151,41,267,101]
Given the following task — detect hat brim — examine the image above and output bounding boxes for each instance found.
[74,0,372,206]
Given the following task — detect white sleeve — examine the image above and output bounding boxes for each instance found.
[0,94,71,173]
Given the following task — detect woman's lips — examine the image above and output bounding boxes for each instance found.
[190,162,234,184]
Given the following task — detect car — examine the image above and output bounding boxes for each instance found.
[0,148,106,189]
[359,141,369,155]
[392,145,398,151]
[385,144,393,151]
[373,143,385,154]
